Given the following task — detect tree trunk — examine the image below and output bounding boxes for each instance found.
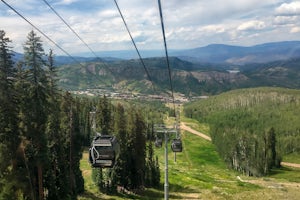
[38,164,44,200]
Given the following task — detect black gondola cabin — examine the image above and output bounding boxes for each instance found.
[155,138,163,148]
[171,139,183,152]
[89,134,119,168]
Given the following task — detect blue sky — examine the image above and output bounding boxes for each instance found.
[1,0,300,56]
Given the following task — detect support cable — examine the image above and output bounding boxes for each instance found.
[2,0,79,66]
[1,0,107,86]
[42,0,118,82]
[157,0,176,117]
[42,0,99,60]
[113,0,154,88]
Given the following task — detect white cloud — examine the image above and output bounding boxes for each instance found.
[276,1,300,16]
[237,20,266,31]
[97,9,118,19]
[58,0,79,5]
[290,26,300,33]
[273,16,298,25]
[201,25,226,34]
[1,0,299,54]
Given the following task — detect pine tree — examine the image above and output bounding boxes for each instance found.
[133,111,146,189]
[13,60,37,199]
[96,96,112,135]
[0,30,21,199]
[145,142,153,187]
[144,141,160,187]
[21,30,50,200]
[126,109,146,191]
[43,49,71,199]
[112,104,129,191]
[268,127,278,167]
[59,92,75,198]
[72,100,85,195]
[59,93,86,199]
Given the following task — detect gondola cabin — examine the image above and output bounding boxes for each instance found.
[171,139,183,152]
[89,135,119,168]
[155,138,163,148]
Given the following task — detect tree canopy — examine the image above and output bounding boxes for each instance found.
[184,87,300,176]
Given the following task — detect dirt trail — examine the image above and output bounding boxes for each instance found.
[180,122,300,169]
[238,176,300,189]
[281,162,300,168]
[180,122,211,141]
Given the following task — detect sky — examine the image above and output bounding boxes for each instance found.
[1,0,300,56]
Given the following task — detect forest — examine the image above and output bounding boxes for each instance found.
[184,87,300,176]
[0,30,165,199]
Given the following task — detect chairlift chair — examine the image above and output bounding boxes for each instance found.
[171,138,183,152]
[89,134,119,168]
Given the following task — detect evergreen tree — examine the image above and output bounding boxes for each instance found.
[0,30,20,199]
[127,109,146,191]
[96,96,112,135]
[154,155,160,187]
[59,92,75,199]
[21,30,50,200]
[133,111,146,189]
[14,60,35,199]
[262,127,279,174]
[145,141,154,187]
[72,99,85,195]
[44,49,71,199]
[268,127,278,167]
[59,92,85,199]
[113,104,129,191]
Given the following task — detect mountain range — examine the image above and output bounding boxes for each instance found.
[56,55,300,96]
[12,41,300,66]
[12,41,300,96]
[69,41,300,65]
[174,41,300,64]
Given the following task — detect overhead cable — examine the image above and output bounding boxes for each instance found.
[1,0,81,66]
[1,0,107,85]
[42,0,99,60]
[113,0,154,87]
[42,0,123,82]
[157,0,176,113]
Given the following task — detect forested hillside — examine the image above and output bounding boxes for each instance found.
[56,55,300,97]
[57,58,247,95]
[184,87,300,176]
[0,30,168,199]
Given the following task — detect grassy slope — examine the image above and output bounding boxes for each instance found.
[79,119,300,200]
[283,153,300,164]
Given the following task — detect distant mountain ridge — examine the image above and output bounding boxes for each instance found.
[12,41,300,65]
[173,41,300,64]
[72,41,300,65]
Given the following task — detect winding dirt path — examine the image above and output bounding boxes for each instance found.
[180,122,300,169]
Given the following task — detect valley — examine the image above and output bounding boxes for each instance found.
[56,55,300,98]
